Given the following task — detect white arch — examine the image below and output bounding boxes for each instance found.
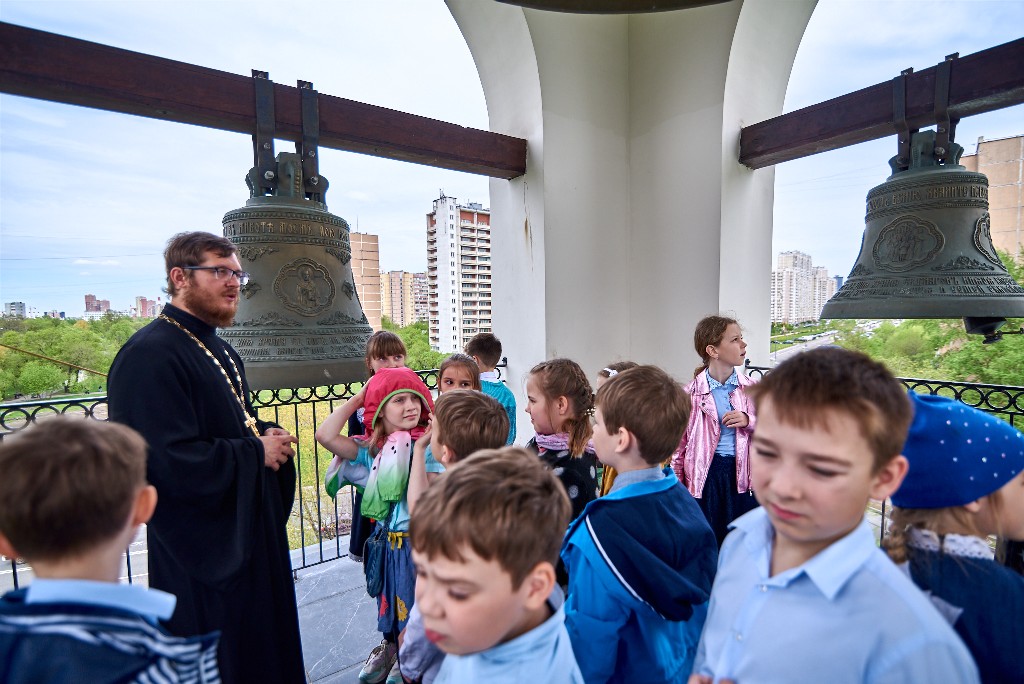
[448,0,815,431]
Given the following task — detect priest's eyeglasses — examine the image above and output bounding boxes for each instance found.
[182,266,250,286]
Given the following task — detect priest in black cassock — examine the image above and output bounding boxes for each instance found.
[109,232,306,684]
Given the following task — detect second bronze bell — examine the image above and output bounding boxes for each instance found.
[822,130,1024,321]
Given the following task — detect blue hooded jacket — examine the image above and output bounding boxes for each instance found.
[561,473,717,683]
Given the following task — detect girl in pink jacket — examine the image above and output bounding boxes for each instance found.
[672,315,759,546]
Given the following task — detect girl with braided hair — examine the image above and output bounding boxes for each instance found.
[525,358,599,523]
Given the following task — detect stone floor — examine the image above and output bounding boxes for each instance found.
[292,540,379,683]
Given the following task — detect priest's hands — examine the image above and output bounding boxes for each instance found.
[261,427,298,471]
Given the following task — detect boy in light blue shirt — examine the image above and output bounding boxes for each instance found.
[409,447,582,684]
[691,348,978,684]
[0,418,220,683]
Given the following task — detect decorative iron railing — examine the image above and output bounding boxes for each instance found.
[745,362,1024,430]
[0,363,501,590]
[3,360,1018,587]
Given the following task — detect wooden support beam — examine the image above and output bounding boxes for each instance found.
[740,38,1024,169]
[0,22,527,179]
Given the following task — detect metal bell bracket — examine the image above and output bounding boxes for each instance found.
[892,67,916,172]
[933,52,960,163]
[296,80,322,203]
[252,69,277,196]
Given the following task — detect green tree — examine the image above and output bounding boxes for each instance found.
[0,369,16,399]
[382,318,446,370]
[17,361,65,395]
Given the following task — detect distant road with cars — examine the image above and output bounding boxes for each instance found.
[769,332,837,365]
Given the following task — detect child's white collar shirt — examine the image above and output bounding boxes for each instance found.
[693,508,979,684]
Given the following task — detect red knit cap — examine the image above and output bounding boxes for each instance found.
[363,367,433,436]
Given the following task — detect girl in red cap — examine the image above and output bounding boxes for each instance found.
[316,366,435,684]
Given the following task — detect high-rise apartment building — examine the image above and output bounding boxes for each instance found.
[961,134,1023,260]
[770,251,835,323]
[411,272,428,324]
[134,296,160,318]
[4,302,26,317]
[381,270,421,328]
[349,232,382,331]
[812,266,837,318]
[84,294,110,314]
[426,194,492,353]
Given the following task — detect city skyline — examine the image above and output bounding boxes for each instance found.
[1,1,1022,316]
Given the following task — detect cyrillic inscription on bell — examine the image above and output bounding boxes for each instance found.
[220,152,373,390]
[822,131,1024,320]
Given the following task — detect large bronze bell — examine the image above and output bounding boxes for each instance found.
[219,152,373,390]
[821,130,1024,321]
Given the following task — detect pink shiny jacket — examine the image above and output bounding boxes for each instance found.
[672,370,758,499]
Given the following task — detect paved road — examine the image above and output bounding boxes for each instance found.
[768,334,836,366]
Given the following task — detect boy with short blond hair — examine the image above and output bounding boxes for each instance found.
[691,347,978,684]
[409,448,582,683]
[0,417,220,683]
[465,333,516,444]
[563,365,717,683]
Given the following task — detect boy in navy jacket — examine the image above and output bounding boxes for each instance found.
[561,365,717,683]
[0,418,219,684]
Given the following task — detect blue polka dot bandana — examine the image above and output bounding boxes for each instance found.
[892,392,1024,509]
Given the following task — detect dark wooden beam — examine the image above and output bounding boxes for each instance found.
[740,38,1024,169]
[0,22,527,179]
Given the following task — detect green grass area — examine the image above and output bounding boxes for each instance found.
[256,399,356,551]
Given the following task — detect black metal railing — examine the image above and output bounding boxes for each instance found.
[0,362,505,590]
[5,359,1017,585]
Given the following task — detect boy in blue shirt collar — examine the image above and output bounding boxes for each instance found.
[563,364,717,683]
[0,417,220,683]
[691,347,979,684]
[409,447,582,683]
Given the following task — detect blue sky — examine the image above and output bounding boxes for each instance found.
[1,0,1021,316]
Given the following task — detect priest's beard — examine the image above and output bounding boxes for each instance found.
[181,286,238,328]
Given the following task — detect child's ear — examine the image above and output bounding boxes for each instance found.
[555,395,570,417]
[869,454,909,501]
[440,444,456,464]
[0,532,19,560]
[132,485,158,526]
[962,499,984,514]
[520,561,556,611]
[616,426,632,454]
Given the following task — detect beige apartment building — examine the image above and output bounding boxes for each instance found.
[961,134,1023,260]
[381,270,427,328]
[349,232,382,331]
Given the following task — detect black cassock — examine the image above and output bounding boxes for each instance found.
[109,304,305,684]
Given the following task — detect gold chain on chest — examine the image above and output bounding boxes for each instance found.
[159,313,260,437]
